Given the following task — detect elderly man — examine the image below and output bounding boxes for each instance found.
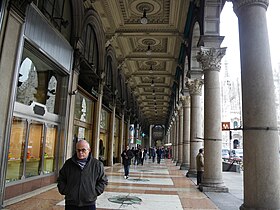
[57,140,108,210]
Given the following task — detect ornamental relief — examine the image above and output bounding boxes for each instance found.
[229,0,269,14]
[196,47,226,72]
[186,79,203,96]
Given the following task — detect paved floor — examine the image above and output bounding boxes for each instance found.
[3,159,243,210]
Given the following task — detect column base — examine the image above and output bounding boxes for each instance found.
[199,182,228,193]
[186,169,196,177]
[180,163,190,170]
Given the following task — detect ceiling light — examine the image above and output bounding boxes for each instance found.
[146,45,152,55]
[151,79,154,87]
[149,65,153,73]
[140,9,148,24]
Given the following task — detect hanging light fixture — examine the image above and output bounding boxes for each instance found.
[151,79,154,87]
[146,45,152,55]
[140,9,148,24]
[152,89,155,95]
[149,65,153,73]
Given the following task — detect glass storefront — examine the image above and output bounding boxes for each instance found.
[6,42,68,183]
[73,92,94,153]
[100,108,110,164]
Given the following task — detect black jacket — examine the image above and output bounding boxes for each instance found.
[121,149,133,166]
[57,153,108,206]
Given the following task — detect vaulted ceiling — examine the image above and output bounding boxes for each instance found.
[92,0,191,126]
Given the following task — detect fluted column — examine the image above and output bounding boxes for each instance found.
[177,105,184,166]
[174,113,179,163]
[186,79,203,176]
[197,45,228,192]
[232,0,280,209]
[180,96,191,170]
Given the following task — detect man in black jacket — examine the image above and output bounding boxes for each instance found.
[121,145,133,179]
[57,140,108,210]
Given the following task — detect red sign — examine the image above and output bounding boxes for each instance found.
[222,122,230,130]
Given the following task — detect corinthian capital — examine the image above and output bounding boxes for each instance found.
[186,79,203,96]
[196,47,226,72]
[230,0,269,15]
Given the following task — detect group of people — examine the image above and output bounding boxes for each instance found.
[56,139,204,209]
[120,145,166,179]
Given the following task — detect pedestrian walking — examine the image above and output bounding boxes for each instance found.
[121,145,134,179]
[57,140,108,210]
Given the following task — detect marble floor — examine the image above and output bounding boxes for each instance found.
[4,159,219,210]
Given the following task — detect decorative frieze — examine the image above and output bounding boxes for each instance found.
[196,47,226,72]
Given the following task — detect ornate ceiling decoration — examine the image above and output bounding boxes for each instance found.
[93,0,190,125]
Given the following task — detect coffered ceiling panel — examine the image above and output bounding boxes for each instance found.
[93,0,190,125]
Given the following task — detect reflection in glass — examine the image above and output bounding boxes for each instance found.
[25,122,43,178]
[6,117,27,183]
[74,93,93,123]
[46,76,57,113]
[44,124,57,174]
[16,58,38,105]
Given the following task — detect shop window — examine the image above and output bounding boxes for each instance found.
[6,117,26,182]
[73,93,94,152]
[25,121,44,178]
[16,47,63,114]
[6,118,58,183]
[43,124,57,174]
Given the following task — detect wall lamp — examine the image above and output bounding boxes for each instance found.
[69,89,78,96]
[140,9,148,24]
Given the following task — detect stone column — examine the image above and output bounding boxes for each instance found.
[172,117,177,162]
[180,96,191,170]
[170,122,174,159]
[93,77,105,159]
[175,113,179,163]
[186,79,203,176]
[118,111,125,162]
[177,105,184,166]
[107,104,116,166]
[197,45,228,192]
[232,0,280,209]
[149,124,153,147]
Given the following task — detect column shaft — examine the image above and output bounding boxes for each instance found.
[187,79,203,176]
[180,96,191,170]
[233,0,280,209]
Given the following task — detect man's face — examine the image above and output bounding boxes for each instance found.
[76,141,91,159]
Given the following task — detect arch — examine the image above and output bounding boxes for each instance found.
[105,45,118,92]
[82,9,106,75]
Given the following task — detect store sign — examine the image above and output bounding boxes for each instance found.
[222,122,230,130]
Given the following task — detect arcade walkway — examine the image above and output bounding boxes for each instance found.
[3,159,243,210]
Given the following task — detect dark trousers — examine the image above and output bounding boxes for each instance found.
[66,204,96,210]
[124,164,130,176]
[197,171,204,185]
